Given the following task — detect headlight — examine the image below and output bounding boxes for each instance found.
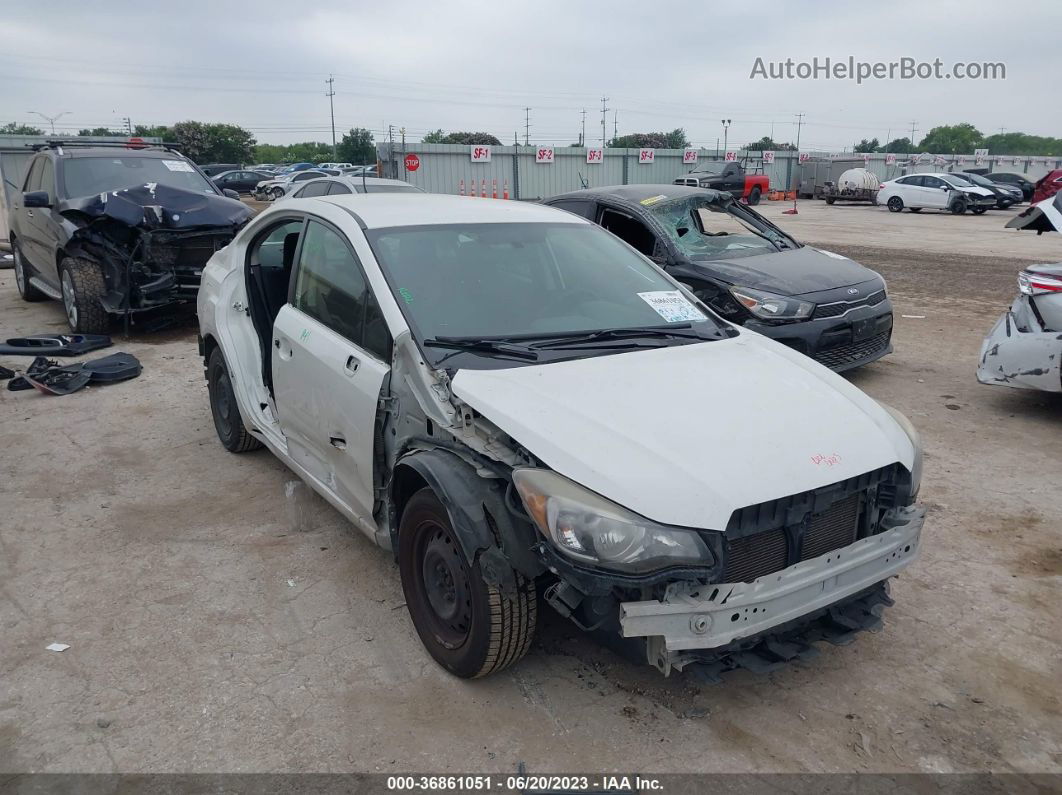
[877,402,923,499]
[512,469,713,574]
[729,285,814,321]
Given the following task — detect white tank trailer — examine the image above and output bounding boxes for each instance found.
[823,168,880,205]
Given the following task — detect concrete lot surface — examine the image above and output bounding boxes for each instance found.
[1,201,1059,775]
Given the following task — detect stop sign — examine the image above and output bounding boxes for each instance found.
[404,153,420,172]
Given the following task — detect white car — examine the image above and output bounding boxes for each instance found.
[878,172,997,214]
[197,194,925,679]
[276,175,424,202]
[252,170,331,201]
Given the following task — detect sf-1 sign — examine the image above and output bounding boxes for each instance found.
[470,145,492,162]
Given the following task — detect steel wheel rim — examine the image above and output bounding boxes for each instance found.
[419,522,472,649]
[213,370,234,436]
[61,270,77,327]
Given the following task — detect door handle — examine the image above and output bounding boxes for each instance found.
[329,435,347,450]
[344,355,360,375]
[26,211,33,218]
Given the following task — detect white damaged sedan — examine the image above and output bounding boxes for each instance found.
[197,193,925,679]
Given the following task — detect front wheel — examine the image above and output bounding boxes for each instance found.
[747,186,762,206]
[270,187,285,200]
[949,198,968,215]
[207,347,263,453]
[60,257,109,333]
[887,196,904,212]
[399,488,537,678]
[825,196,836,205]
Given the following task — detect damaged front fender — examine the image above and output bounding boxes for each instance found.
[977,299,1062,393]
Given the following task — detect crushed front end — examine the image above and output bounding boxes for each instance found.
[60,183,252,315]
[519,463,924,678]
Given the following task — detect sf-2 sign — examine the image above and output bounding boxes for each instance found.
[536,147,554,164]
[638,148,655,163]
[470,145,492,162]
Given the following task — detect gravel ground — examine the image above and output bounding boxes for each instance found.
[1,200,1059,775]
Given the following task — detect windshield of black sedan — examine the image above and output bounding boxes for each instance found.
[62,156,217,197]
[367,222,718,345]
[649,197,792,260]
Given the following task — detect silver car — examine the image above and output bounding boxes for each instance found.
[253,170,333,201]
[276,175,424,201]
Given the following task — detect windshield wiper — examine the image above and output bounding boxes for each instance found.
[526,324,716,349]
[423,336,540,360]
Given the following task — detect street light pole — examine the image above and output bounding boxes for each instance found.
[721,119,731,154]
[28,110,70,135]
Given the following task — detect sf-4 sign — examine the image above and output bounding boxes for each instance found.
[470,145,492,162]
[762,150,775,164]
[638,148,655,163]
[536,147,554,164]
[586,148,603,164]
[682,149,698,164]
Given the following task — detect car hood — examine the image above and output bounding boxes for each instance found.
[58,183,251,230]
[686,245,878,295]
[451,333,914,530]
[956,186,994,197]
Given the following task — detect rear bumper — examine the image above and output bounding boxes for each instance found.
[747,300,894,371]
[620,505,923,656]
[977,305,1062,393]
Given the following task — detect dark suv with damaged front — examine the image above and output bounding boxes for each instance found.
[546,185,894,371]
[10,142,252,333]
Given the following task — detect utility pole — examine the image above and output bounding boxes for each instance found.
[388,124,395,178]
[721,119,731,153]
[909,120,918,149]
[613,110,618,142]
[600,97,609,145]
[122,116,133,135]
[28,110,69,135]
[785,113,805,215]
[580,108,586,147]
[998,126,1006,135]
[524,107,531,146]
[326,75,337,158]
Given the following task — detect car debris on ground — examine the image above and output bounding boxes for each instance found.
[4,352,141,395]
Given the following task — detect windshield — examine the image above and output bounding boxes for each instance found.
[367,222,722,364]
[941,174,973,187]
[649,196,794,260]
[692,162,728,175]
[62,156,217,197]
[356,183,422,194]
[961,173,992,187]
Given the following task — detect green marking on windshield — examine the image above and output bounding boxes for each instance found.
[398,287,414,304]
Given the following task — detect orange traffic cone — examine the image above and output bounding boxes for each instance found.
[480,179,487,198]
[492,178,497,199]
[503,180,510,200]
[459,179,465,197]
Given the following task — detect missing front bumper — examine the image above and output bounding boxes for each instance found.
[620,506,924,668]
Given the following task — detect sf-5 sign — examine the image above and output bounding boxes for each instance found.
[682,149,698,164]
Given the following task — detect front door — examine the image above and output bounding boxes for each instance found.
[920,176,950,209]
[271,218,392,525]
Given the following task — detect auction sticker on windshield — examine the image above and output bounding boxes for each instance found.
[162,160,195,172]
[637,291,707,323]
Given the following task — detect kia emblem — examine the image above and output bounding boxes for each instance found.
[847,288,859,295]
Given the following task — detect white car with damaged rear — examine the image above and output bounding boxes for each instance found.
[197,193,925,680]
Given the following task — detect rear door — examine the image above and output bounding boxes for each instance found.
[271,217,392,525]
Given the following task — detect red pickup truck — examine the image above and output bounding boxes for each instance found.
[673,161,771,205]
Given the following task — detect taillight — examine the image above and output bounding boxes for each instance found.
[1018,270,1062,295]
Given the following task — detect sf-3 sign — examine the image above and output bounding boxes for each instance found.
[586,148,603,164]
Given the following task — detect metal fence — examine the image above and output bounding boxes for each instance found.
[377,142,1062,201]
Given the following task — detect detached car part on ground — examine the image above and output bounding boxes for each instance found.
[198,193,924,680]
[545,185,894,372]
[977,194,1062,393]
[10,144,252,333]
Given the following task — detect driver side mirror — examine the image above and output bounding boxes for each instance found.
[23,190,50,208]
[222,188,241,200]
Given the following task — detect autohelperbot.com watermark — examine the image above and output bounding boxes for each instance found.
[750,56,1006,83]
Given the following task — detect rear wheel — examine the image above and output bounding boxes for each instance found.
[887,196,904,212]
[399,488,536,678]
[59,257,109,333]
[12,241,47,302]
[747,186,762,206]
[207,347,263,453]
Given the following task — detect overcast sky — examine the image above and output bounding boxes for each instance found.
[2,0,1056,151]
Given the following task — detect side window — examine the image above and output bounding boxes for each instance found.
[299,180,330,198]
[294,172,319,182]
[906,176,925,187]
[293,220,392,361]
[252,219,304,270]
[326,182,352,195]
[548,199,595,219]
[599,207,656,256]
[38,158,55,202]
[923,177,944,189]
[23,157,44,192]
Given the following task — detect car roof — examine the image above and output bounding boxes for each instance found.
[549,184,714,203]
[47,147,188,160]
[308,193,586,229]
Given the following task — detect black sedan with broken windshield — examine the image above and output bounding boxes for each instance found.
[544,185,893,371]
